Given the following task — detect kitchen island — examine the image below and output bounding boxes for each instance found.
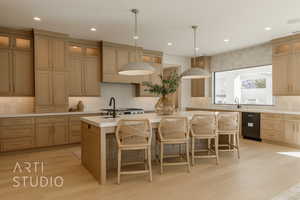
[80,111,218,184]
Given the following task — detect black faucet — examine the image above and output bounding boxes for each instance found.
[109,97,116,118]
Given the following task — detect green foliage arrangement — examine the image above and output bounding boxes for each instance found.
[142,72,180,97]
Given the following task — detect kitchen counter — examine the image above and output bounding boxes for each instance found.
[186,106,300,115]
[0,111,103,118]
[81,111,208,128]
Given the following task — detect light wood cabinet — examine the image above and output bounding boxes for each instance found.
[261,113,300,147]
[272,35,300,96]
[34,30,69,112]
[0,30,34,96]
[0,49,11,96]
[191,56,211,97]
[136,50,163,97]
[101,41,146,84]
[68,43,100,96]
[0,117,35,152]
[35,116,68,147]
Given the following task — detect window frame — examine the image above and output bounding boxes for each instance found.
[212,64,275,106]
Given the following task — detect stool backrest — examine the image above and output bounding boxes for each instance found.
[158,117,189,140]
[115,119,152,146]
[217,112,239,132]
[190,114,216,136]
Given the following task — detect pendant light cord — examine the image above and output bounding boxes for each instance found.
[132,9,139,62]
[192,26,198,66]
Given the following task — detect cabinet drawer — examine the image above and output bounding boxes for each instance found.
[36,116,68,124]
[261,119,283,131]
[0,137,35,152]
[284,114,300,121]
[261,113,283,120]
[0,126,34,139]
[0,117,34,126]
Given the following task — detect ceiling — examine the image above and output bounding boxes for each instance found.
[1,0,300,56]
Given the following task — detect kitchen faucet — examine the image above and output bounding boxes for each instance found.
[109,97,116,118]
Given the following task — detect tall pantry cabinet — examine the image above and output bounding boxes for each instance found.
[34,30,69,113]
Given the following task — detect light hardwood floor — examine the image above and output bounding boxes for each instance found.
[1,139,300,200]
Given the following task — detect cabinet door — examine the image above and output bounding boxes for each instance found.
[53,122,68,145]
[36,123,53,147]
[290,53,300,95]
[52,71,68,108]
[35,71,52,106]
[272,55,289,96]
[52,39,65,71]
[284,121,297,144]
[102,46,118,82]
[35,36,52,70]
[69,56,83,96]
[13,51,34,96]
[116,48,131,83]
[0,49,11,95]
[84,57,100,96]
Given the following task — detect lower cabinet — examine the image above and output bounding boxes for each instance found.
[0,117,35,152]
[36,116,68,147]
[261,113,300,146]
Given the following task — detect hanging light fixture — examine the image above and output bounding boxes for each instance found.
[118,9,155,76]
[181,26,210,79]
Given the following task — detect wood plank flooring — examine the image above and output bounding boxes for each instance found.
[1,139,300,200]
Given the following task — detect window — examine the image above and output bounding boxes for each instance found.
[214,65,273,105]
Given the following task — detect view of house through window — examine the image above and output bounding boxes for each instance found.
[214,65,273,105]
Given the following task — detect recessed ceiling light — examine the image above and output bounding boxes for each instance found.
[33,17,41,21]
[265,27,272,31]
[90,27,96,31]
[224,39,230,43]
[167,42,173,46]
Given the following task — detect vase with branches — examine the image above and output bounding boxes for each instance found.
[142,72,180,115]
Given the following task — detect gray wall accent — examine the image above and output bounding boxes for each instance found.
[210,42,272,72]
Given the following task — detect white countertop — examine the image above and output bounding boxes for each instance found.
[81,111,215,128]
[0,111,102,118]
[186,106,300,115]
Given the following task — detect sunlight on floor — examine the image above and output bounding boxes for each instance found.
[277,152,300,158]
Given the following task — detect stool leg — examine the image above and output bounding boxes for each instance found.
[148,147,152,182]
[236,133,240,159]
[186,141,191,172]
[160,143,164,174]
[117,149,121,184]
[215,136,219,165]
[144,149,148,170]
[191,137,195,166]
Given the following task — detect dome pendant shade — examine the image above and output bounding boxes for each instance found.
[180,25,210,79]
[181,68,210,79]
[118,62,155,75]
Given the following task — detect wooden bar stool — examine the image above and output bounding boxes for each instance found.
[115,119,152,184]
[217,112,240,159]
[190,113,219,165]
[157,117,191,174]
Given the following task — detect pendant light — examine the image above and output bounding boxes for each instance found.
[181,26,210,79]
[118,9,155,76]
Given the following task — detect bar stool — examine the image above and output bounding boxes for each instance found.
[217,112,240,159]
[115,119,152,184]
[190,113,219,165]
[157,117,191,174]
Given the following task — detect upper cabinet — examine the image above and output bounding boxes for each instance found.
[135,50,163,97]
[272,34,300,96]
[67,40,101,97]
[34,29,69,113]
[0,28,34,97]
[191,56,211,97]
[101,41,149,84]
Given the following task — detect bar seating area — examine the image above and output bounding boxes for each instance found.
[114,112,240,184]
